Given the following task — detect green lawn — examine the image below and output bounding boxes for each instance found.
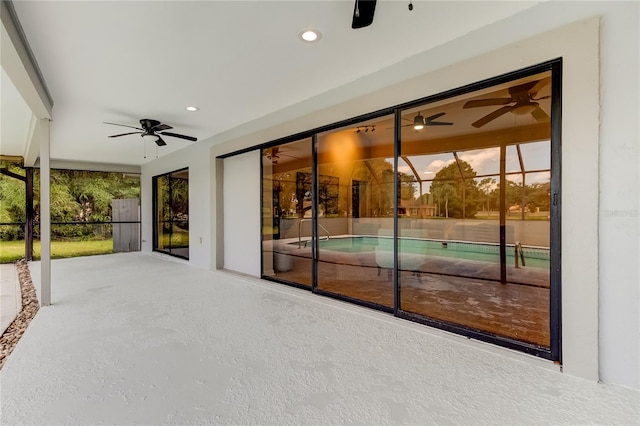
[0,239,114,263]
[160,230,189,247]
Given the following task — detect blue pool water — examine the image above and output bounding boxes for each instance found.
[307,236,550,269]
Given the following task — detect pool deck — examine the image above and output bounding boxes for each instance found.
[274,236,550,288]
[1,253,638,424]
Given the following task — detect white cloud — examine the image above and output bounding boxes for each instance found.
[397,165,412,175]
[425,158,454,173]
[458,148,500,175]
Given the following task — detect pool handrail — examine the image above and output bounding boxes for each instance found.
[298,219,330,248]
[514,241,526,268]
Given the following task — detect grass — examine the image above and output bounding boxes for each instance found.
[160,230,189,247]
[0,239,114,264]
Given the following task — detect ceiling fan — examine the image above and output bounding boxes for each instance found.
[264,146,299,165]
[104,119,197,146]
[403,112,453,130]
[463,77,551,128]
[352,0,377,29]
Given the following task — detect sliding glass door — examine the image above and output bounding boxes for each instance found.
[261,139,313,287]
[315,115,395,308]
[259,63,559,358]
[153,168,189,259]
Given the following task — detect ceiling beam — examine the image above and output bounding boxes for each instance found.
[33,159,141,174]
[0,155,24,164]
[23,114,40,167]
[1,0,53,119]
[272,123,550,174]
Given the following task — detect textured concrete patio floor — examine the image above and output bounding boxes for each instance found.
[0,263,21,334]
[1,253,638,425]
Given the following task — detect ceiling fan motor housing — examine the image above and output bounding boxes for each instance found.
[141,119,161,129]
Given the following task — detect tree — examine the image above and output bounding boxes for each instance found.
[478,177,497,212]
[0,166,140,240]
[526,182,551,212]
[429,160,480,218]
[0,163,26,223]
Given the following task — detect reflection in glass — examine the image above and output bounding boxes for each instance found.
[261,139,313,286]
[315,115,395,308]
[256,69,554,351]
[397,70,552,348]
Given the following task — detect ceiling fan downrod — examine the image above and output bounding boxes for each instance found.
[352,0,376,29]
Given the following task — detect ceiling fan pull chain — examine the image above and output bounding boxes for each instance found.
[143,139,147,159]
[355,0,360,17]
[408,1,413,11]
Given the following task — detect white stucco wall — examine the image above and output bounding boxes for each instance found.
[595,2,639,390]
[222,151,261,277]
[141,142,211,270]
[144,2,639,389]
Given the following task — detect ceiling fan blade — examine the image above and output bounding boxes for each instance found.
[159,131,197,142]
[103,122,143,131]
[155,136,167,147]
[352,0,377,29]
[425,112,453,126]
[463,98,513,108]
[532,95,550,101]
[279,153,301,160]
[151,123,172,132]
[425,112,446,121]
[471,106,514,128]
[509,80,539,96]
[108,131,142,138]
[531,105,550,122]
[529,77,551,95]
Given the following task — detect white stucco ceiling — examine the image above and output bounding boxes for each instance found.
[6,1,540,166]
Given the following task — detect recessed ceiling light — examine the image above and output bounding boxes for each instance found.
[185,106,199,112]
[299,29,322,43]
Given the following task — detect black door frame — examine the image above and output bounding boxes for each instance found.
[152,167,190,260]
[238,59,562,361]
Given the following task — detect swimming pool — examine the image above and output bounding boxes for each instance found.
[305,236,550,269]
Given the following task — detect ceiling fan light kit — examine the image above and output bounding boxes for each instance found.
[406,112,453,130]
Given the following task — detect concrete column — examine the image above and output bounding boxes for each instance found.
[39,119,51,306]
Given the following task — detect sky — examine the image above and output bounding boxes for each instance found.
[395,140,551,193]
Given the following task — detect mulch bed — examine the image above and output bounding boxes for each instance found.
[0,259,39,370]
